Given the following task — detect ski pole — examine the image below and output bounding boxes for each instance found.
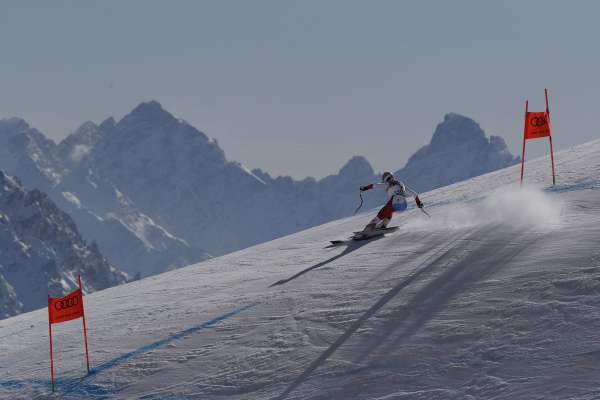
[415,194,430,218]
[354,192,364,215]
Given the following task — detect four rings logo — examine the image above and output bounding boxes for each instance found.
[530,116,547,127]
[54,296,79,310]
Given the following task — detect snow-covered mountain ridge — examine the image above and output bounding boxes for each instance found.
[0,171,127,319]
[0,115,211,280]
[0,138,599,399]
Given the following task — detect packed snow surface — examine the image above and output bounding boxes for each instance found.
[1,140,600,399]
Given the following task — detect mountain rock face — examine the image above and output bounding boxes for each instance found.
[64,102,383,255]
[0,171,127,319]
[0,117,62,192]
[0,105,518,285]
[0,116,211,279]
[396,113,519,192]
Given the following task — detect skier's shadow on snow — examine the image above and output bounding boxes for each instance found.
[269,237,382,287]
[274,227,534,400]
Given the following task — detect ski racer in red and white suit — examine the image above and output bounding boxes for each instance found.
[359,171,423,233]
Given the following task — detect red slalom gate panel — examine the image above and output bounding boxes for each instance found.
[524,111,551,139]
[520,88,556,185]
[48,289,84,324]
[47,275,91,392]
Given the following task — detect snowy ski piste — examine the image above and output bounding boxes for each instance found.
[2,140,600,400]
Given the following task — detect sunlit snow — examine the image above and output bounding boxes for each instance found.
[1,140,600,399]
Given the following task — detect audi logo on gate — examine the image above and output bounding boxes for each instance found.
[54,296,79,310]
[530,116,547,127]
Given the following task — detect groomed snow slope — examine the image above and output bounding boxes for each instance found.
[2,139,600,400]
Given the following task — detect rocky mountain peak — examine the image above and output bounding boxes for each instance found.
[0,117,52,147]
[76,121,99,134]
[99,116,116,131]
[0,117,30,133]
[58,122,103,165]
[338,156,375,180]
[397,113,519,192]
[0,118,61,189]
[66,121,99,145]
[125,100,175,126]
[429,113,487,150]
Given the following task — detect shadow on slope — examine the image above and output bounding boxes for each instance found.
[269,237,383,287]
[272,229,477,399]
[0,305,254,399]
[355,230,536,364]
[275,225,538,400]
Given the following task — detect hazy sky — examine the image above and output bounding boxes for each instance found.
[1,1,599,179]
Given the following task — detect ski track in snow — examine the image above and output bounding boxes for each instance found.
[2,139,600,399]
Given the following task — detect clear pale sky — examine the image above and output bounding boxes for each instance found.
[1,1,599,179]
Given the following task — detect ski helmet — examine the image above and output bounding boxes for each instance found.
[382,171,394,183]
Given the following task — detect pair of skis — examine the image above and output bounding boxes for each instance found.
[330,226,399,245]
[330,204,431,245]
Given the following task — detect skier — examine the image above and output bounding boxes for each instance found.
[358,171,423,236]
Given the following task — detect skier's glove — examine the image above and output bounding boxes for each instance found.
[415,196,423,208]
[360,185,372,192]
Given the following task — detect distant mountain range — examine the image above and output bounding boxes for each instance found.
[0,102,519,318]
[0,171,126,318]
[0,114,211,280]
